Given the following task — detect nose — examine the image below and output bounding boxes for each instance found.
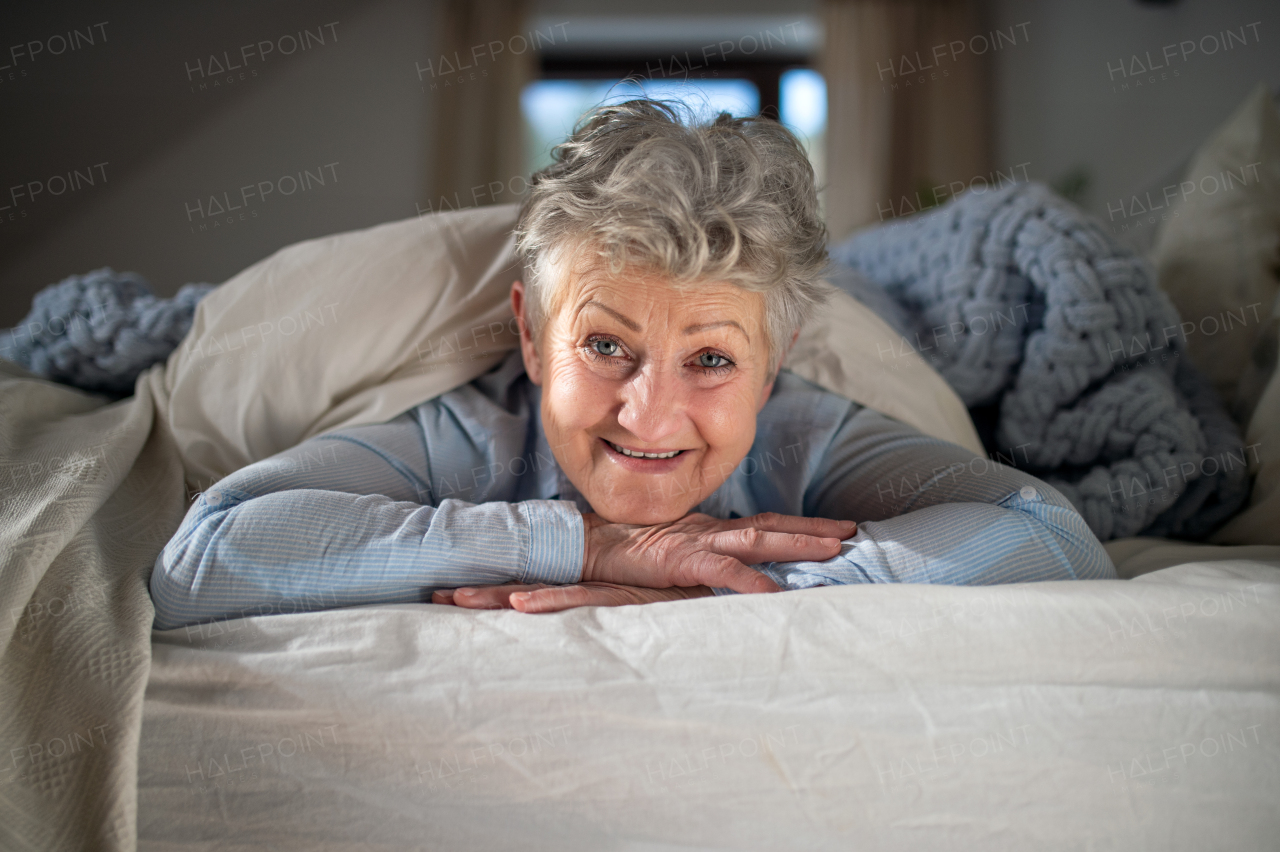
[616,361,686,445]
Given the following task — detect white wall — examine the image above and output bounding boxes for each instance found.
[989,0,1279,229]
[6,0,1274,328]
[0,0,438,327]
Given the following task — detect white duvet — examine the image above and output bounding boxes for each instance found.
[138,546,1280,851]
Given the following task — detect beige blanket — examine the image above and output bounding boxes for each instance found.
[0,365,185,850]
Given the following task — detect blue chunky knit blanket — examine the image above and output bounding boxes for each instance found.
[829,181,1250,541]
[1,183,1252,540]
[0,268,213,397]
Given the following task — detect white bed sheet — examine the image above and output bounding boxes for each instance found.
[136,545,1280,851]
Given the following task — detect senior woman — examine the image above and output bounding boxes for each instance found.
[149,100,1114,630]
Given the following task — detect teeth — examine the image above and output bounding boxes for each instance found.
[608,440,681,459]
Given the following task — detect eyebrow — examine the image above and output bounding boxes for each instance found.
[581,299,749,339]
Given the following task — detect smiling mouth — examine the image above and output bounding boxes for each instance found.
[602,439,686,459]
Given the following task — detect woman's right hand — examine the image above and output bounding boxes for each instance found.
[580,511,857,595]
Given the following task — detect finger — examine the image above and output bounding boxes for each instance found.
[521,584,708,611]
[685,552,780,595]
[511,585,607,613]
[452,585,545,610]
[710,527,848,565]
[451,587,511,609]
[723,512,858,539]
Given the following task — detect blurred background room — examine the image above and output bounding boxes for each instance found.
[1,0,1277,328]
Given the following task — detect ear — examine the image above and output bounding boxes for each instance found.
[511,279,543,385]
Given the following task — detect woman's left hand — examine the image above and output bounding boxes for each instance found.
[432,582,714,613]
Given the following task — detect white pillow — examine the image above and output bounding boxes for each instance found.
[1150,83,1280,545]
[1151,83,1280,419]
[161,203,983,492]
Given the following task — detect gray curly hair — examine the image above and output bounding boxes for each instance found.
[514,98,830,381]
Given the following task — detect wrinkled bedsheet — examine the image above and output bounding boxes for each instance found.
[138,553,1280,851]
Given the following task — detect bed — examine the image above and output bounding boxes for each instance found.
[4,89,1279,850]
[134,543,1280,851]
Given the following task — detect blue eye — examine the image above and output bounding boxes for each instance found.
[584,336,735,376]
[583,336,628,366]
[695,351,735,375]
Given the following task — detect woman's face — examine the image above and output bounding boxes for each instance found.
[512,258,788,525]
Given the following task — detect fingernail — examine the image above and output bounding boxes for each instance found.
[456,588,474,596]
[821,537,841,545]
[511,592,532,602]
[843,520,858,528]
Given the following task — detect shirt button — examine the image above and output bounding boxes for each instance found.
[1020,485,1037,500]
[205,490,222,504]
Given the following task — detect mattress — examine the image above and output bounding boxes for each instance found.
[136,542,1280,851]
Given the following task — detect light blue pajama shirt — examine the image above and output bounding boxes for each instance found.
[150,348,1116,629]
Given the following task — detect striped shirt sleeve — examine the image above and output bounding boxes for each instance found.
[149,415,584,630]
[720,407,1116,593]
